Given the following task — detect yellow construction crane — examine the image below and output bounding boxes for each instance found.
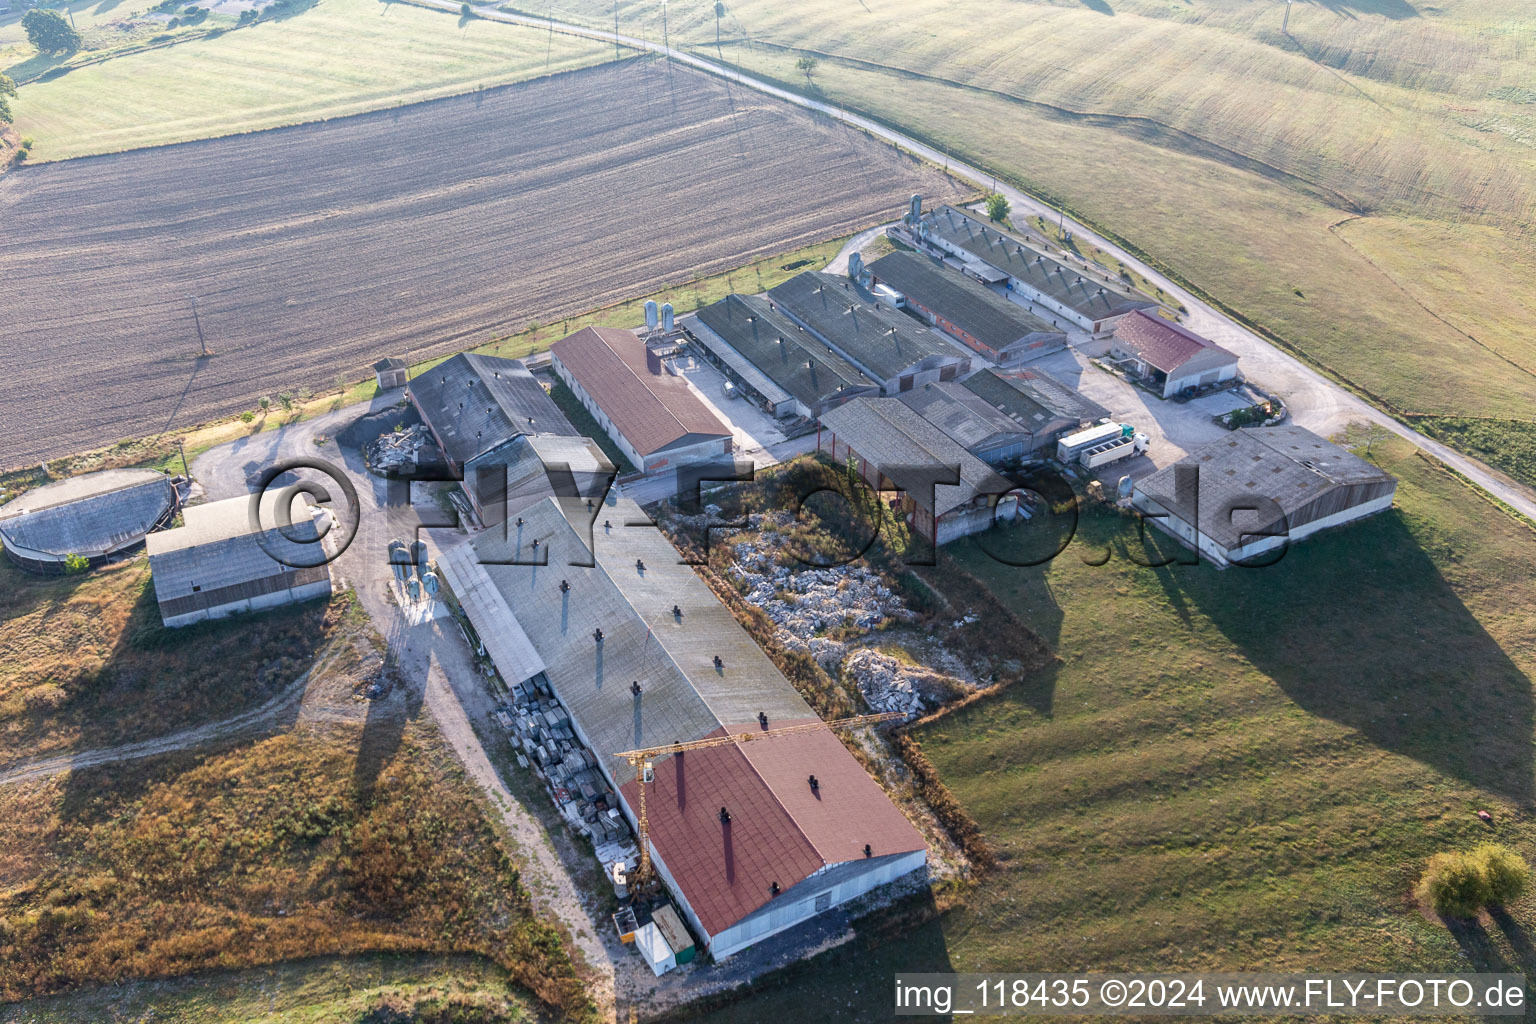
[612,712,903,888]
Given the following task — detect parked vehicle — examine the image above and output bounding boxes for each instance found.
[1057,421,1129,464]
[1079,431,1150,469]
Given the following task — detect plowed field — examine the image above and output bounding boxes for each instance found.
[0,60,963,467]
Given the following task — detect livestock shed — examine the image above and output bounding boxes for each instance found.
[0,468,180,573]
[865,251,1067,364]
[465,432,617,527]
[436,496,927,961]
[145,495,333,627]
[896,382,1032,465]
[408,353,573,474]
[1109,310,1240,398]
[685,294,880,419]
[818,397,1018,545]
[550,327,733,474]
[959,367,1109,454]
[914,206,1156,334]
[767,272,970,393]
[1132,426,1397,567]
[372,357,409,391]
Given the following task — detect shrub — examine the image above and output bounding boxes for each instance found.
[240,411,255,423]
[1417,852,1487,918]
[62,553,90,575]
[1472,844,1529,907]
[985,191,1011,223]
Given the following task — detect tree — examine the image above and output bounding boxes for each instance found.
[0,73,15,125]
[795,55,818,85]
[985,191,1011,223]
[1417,852,1487,918]
[1471,844,1529,907]
[22,9,82,55]
[713,1,725,55]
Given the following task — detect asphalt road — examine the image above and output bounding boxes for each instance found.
[435,0,1536,526]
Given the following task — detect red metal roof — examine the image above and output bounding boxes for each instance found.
[1112,310,1236,375]
[622,719,926,938]
[550,327,731,457]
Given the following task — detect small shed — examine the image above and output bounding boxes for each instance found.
[652,903,696,965]
[634,921,677,976]
[373,357,409,391]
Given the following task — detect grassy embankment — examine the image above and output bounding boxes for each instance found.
[688,435,1536,1020]
[3,0,613,161]
[518,0,1536,483]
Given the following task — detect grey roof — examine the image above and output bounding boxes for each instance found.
[146,494,324,599]
[410,353,573,466]
[466,433,617,523]
[690,294,876,410]
[818,398,1014,517]
[960,367,1109,429]
[373,356,408,371]
[767,272,963,384]
[896,382,1029,452]
[0,469,176,558]
[866,251,1065,353]
[1136,426,1397,549]
[465,495,817,785]
[921,206,1157,322]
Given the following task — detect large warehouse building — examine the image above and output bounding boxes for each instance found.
[1108,310,1240,398]
[818,397,1018,544]
[466,432,617,526]
[684,294,880,419]
[767,272,969,392]
[959,367,1109,455]
[146,495,333,627]
[437,496,927,961]
[550,327,733,474]
[1132,426,1398,566]
[913,206,1156,335]
[896,382,1033,465]
[865,251,1067,365]
[0,468,180,573]
[408,353,574,475]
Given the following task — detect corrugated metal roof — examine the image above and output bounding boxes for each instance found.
[437,540,548,686]
[767,272,963,384]
[409,353,572,466]
[145,494,324,599]
[897,381,1030,452]
[1112,309,1238,375]
[960,367,1108,428]
[467,433,616,524]
[819,398,1014,516]
[0,469,175,558]
[689,295,875,409]
[867,250,1064,354]
[921,206,1157,322]
[550,327,731,457]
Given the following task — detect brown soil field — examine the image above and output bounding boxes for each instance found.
[0,59,963,469]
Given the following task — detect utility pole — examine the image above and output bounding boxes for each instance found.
[613,0,621,61]
[661,1,670,65]
[177,439,189,478]
[189,296,208,357]
[1282,0,1291,33]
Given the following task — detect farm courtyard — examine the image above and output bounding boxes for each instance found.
[0,59,964,468]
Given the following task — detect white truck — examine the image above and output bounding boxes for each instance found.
[1057,422,1149,468]
[1079,431,1150,469]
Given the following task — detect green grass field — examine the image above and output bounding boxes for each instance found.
[7,0,612,160]
[685,437,1536,1020]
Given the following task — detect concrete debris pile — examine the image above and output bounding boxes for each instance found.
[496,675,637,864]
[726,520,914,669]
[843,648,967,720]
[366,424,434,474]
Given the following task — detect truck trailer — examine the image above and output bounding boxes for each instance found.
[1079,432,1150,469]
[1057,422,1130,464]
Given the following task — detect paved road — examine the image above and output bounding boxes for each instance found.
[428,0,1536,524]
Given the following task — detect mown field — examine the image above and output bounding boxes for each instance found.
[680,435,1536,1020]
[4,0,612,160]
[0,60,964,468]
[535,0,1536,466]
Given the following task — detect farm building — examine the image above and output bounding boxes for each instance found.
[767,272,970,393]
[465,432,616,526]
[0,468,180,574]
[913,206,1156,334]
[145,495,333,627]
[436,495,927,961]
[684,295,880,419]
[1109,310,1240,398]
[818,397,1018,545]
[550,327,733,474]
[372,357,409,391]
[959,367,1109,454]
[1132,426,1397,567]
[896,382,1033,465]
[408,353,573,474]
[865,251,1067,364]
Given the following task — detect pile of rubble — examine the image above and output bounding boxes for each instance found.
[727,523,914,669]
[365,424,433,475]
[843,648,967,720]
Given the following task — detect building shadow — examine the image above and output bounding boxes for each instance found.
[1144,509,1534,802]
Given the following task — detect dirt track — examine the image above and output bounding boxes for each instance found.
[0,59,963,468]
